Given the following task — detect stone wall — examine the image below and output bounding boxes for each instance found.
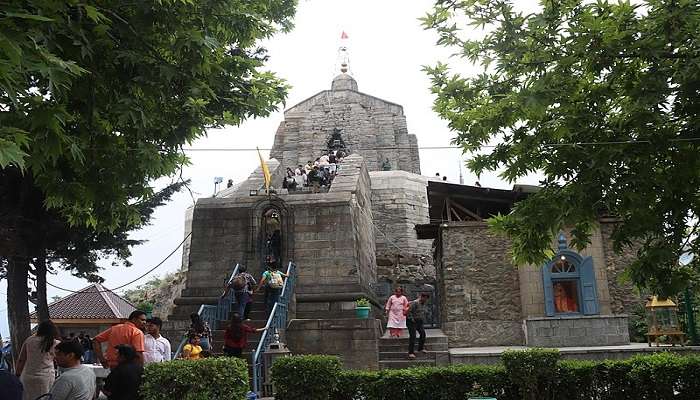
[269,76,420,175]
[165,155,382,333]
[437,222,524,346]
[600,220,642,315]
[525,315,630,347]
[286,318,382,370]
[369,171,433,284]
[293,157,378,318]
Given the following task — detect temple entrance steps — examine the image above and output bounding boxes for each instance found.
[210,291,270,357]
[378,328,449,369]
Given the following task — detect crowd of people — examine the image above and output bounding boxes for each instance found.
[384,287,431,359]
[5,311,174,400]
[282,150,347,193]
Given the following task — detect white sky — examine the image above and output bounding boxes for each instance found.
[1,0,541,338]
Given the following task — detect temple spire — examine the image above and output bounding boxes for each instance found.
[331,31,358,91]
[337,31,351,74]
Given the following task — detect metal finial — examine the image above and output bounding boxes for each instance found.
[337,31,350,74]
[557,232,567,250]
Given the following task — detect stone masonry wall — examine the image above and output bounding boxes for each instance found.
[347,159,377,294]
[270,85,420,175]
[438,222,524,346]
[286,318,382,370]
[526,315,630,347]
[600,220,643,315]
[370,171,433,284]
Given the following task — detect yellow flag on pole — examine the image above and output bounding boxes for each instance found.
[257,147,271,192]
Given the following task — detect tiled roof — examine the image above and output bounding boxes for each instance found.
[31,284,136,320]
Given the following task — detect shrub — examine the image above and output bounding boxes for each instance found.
[502,348,560,400]
[364,365,514,400]
[272,355,342,400]
[141,357,248,400]
[334,370,380,400]
[276,351,700,400]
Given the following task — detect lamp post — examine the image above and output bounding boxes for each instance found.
[262,329,291,398]
[213,176,223,196]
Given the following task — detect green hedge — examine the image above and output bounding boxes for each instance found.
[141,357,248,400]
[272,355,342,400]
[273,351,700,400]
[334,364,515,400]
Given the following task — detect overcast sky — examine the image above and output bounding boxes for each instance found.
[1,0,542,338]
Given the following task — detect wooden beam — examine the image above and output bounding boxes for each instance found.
[450,200,483,221]
[445,198,452,222]
[450,206,463,221]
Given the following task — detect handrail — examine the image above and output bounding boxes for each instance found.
[173,263,240,359]
[252,261,297,396]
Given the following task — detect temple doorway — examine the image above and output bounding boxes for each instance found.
[260,207,282,268]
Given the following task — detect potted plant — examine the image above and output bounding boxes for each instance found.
[355,298,371,319]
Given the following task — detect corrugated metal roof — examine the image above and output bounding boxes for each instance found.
[31,283,136,320]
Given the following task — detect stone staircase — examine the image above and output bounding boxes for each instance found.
[378,328,449,369]
[211,291,270,357]
[162,286,273,358]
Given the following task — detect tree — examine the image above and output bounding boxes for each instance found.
[29,180,186,322]
[423,0,700,296]
[1,0,296,358]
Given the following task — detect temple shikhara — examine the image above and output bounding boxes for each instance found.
[161,38,694,375]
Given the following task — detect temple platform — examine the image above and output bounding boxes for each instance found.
[449,343,700,365]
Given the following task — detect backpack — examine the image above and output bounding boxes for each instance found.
[232,274,247,291]
[267,271,284,289]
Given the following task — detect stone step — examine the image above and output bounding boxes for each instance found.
[216,318,269,328]
[379,359,436,370]
[295,310,365,319]
[181,287,226,297]
[378,351,437,360]
[378,342,449,353]
[174,296,220,305]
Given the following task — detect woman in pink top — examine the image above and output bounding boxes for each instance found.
[384,287,409,337]
[15,320,60,400]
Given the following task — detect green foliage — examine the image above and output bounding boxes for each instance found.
[336,365,512,400]
[141,357,248,400]
[1,0,296,235]
[628,303,649,343]
[423,0,700,296]
[0,0,296,355]
[280,351,700,400]
[334,369,381,400]
[355,297,370,307]
[502,348,560,400]
[272,355,342,400]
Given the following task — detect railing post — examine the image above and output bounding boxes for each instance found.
[251,261,296,396]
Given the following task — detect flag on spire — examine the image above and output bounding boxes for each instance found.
[341,31,349,39]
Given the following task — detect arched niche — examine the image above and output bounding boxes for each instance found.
[250,198,294,270]
[542,233,600,317]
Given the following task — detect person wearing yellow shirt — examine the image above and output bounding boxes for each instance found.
[181,334,203,360]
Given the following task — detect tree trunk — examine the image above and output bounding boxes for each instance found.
[7,256,30,362]
[35,251,50,322]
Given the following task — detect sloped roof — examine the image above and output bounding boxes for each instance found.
[31,283,136,320]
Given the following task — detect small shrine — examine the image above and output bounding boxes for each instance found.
[646,296,686,346]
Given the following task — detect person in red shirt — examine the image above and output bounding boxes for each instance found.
[93,310,147,369]
[223,313,267,358]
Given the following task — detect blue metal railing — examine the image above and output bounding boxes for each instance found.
[173,263,240,358]
[252,261,297,396]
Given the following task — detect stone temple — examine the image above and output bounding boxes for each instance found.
[162,69,693,370]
